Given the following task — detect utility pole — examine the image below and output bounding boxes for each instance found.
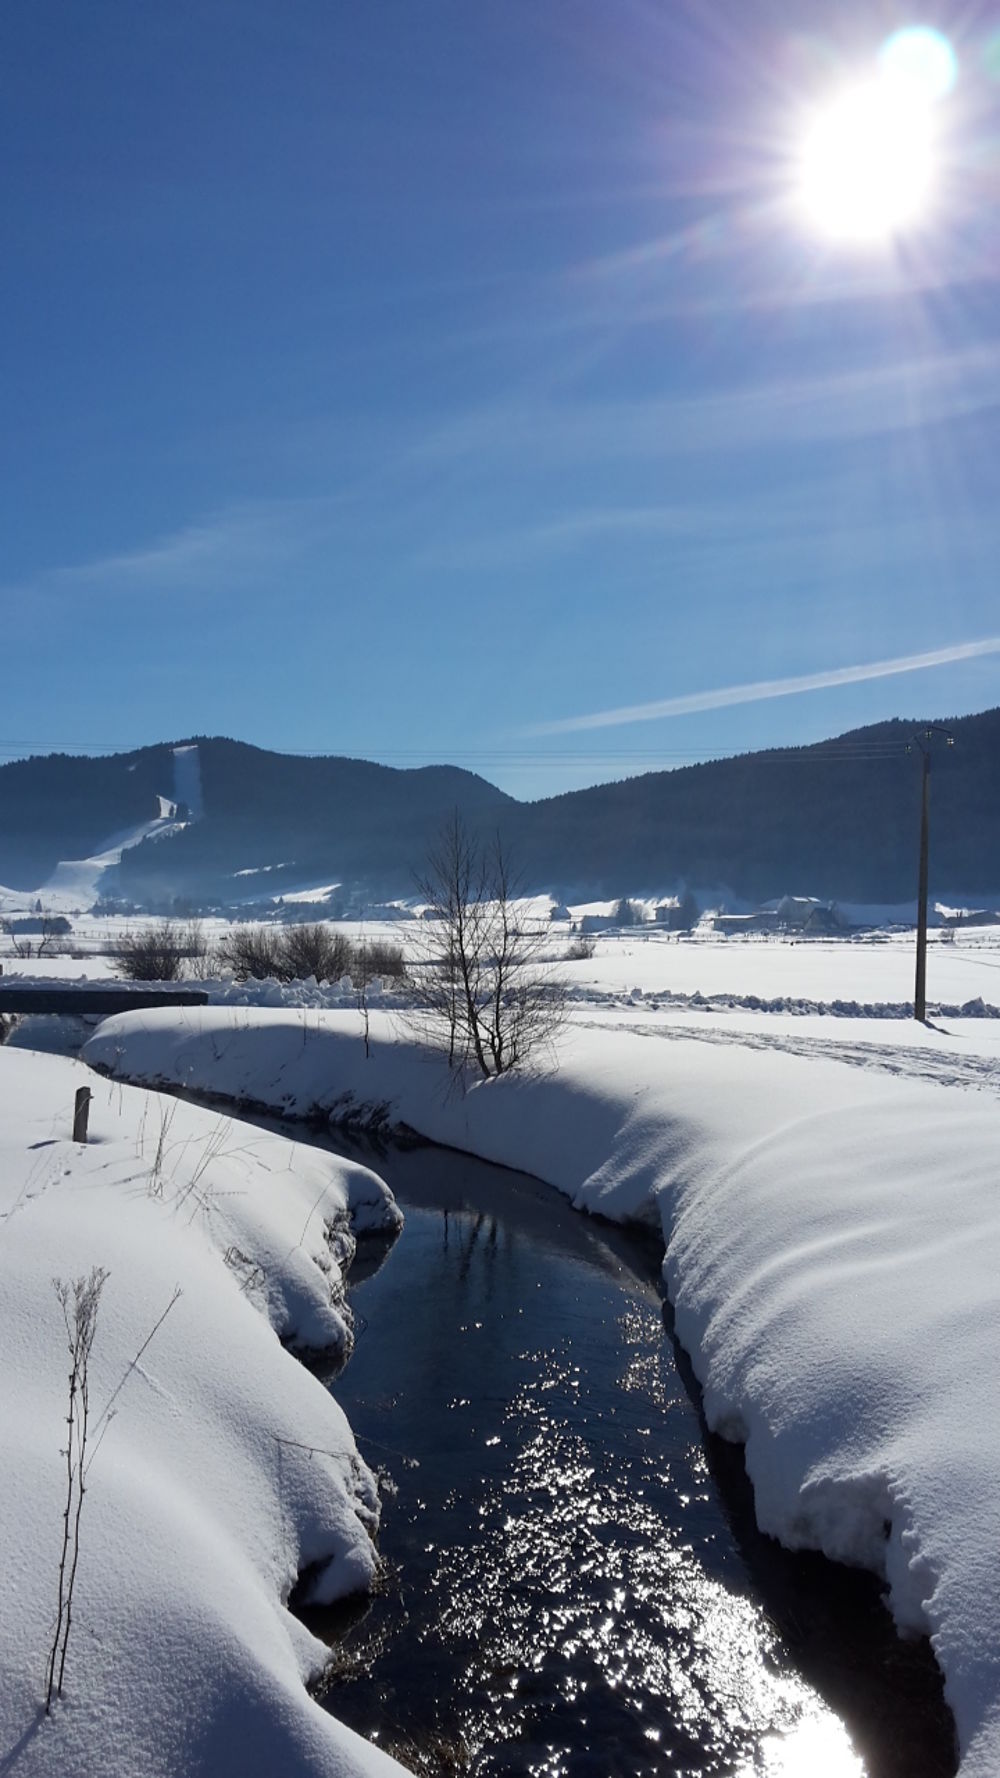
[907,726,954,1022]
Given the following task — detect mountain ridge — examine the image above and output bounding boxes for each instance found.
[0,714,996,909]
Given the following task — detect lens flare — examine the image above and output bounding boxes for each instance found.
[879,25,958,102]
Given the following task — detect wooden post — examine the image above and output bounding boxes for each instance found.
[72,1087,92,1144]
[914,748,931,1022]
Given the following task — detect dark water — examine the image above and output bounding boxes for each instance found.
[298,1139,955,1778]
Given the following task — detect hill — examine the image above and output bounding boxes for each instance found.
[0,713,996,911]
[0,738,513,910]
[508,710,1000,904]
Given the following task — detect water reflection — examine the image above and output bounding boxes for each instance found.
[752,1716,866,1777]
[421,1309,851,1776]
[295,1143,954,1778]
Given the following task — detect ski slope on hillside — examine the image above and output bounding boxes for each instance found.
[0,745,205,914]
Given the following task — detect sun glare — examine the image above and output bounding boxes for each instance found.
[795,27,955,245]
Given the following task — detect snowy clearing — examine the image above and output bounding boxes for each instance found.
[552,926,1000,1008]
[0,1045,405,1778]
[85,1002,1000,1778]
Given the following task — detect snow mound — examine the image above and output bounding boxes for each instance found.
[0,1046,404,1778]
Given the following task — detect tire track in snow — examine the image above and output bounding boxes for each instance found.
[572,1014,1000,1100]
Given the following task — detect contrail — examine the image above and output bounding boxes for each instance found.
[526,638,1000,736]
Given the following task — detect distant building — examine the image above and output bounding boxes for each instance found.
[713,897,848,936]
[579,913,616,935]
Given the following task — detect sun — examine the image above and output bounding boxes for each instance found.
[794,28,956,245]
[796,81,935,241]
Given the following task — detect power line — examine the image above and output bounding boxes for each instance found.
[0,738,933,765]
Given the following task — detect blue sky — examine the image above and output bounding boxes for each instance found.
[3,1,1000,796]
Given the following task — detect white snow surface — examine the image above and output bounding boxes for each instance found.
[0,1045,405,1778]
[36,813,189,911]
[171,741,204,820]
[554,926,1000,1007]
[85,1003,1000,1777]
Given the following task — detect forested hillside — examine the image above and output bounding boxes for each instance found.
[0,712,996,908]
[508,711,1000,902]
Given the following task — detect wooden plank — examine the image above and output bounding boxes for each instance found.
[0,988,211,1016]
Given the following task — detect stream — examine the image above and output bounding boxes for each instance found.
[3,1013,961,1773]
[293,1134,956,1778]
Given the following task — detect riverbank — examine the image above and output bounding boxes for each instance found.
[0,1045,407,1778]
[85,1003,1000,1778]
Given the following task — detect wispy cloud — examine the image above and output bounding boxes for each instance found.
[1,494,349,608]
[404,344,1000,486]
[525,639,1000,735]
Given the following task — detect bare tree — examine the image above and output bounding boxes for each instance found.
[3,915,71,960]
[408,815,564,1077]
[354,944,372,1059]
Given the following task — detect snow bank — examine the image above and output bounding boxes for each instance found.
[0,1045,405,1778]
[562,982,1000,1019]
[86,1005,1000,1776]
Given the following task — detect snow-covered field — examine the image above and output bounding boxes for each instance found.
[0,1045,406,1778]
[555,926,1000,1008]
[5,910,1000,1014]
[83,998,1000,1778]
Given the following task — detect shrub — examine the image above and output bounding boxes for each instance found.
[565,935,595,960]
[213,925,285,981]
[280,923,352,983]
[114,924,187,982]
[214,922,357,983]
[355,939,406,983]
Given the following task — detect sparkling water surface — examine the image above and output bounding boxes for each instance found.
[293,1139,953,1778]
